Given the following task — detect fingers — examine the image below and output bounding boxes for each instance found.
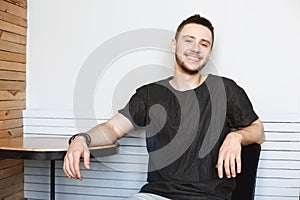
[217,157,224,179]
[63,151,80,179]
[63,146,91,180]
[83,150,91,170]
[217,152,242,179]
[73,151,82,180]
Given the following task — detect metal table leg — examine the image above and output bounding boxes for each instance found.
[50,160,55,200]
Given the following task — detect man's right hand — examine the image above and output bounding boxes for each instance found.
[63,136,90,180]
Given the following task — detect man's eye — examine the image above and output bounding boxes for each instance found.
[201,43,208,47]
[185,39,192,43]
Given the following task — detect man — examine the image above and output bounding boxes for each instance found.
[64,14,264,200]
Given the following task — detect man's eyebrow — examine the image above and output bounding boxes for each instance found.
[182,35,196,39]
[182,35,211,44]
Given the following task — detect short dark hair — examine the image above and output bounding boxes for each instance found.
[175,14,214,48]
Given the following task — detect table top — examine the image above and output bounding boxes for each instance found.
[0,137,118,160]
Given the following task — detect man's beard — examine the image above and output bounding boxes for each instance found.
[175,54,207,75]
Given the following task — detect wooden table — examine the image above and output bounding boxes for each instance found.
[0,137,118,200]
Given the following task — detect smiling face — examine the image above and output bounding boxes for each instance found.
[172,23,213,75]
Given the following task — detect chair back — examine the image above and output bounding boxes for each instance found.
[231,143,261,200]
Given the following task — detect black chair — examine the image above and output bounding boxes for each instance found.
[231,143,261,200]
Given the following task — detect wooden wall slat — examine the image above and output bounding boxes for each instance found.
[0,20,26,36]
[0,159,23,169]
[0,50,26,63]
[0,90,26,100]
[0,70,25,80]
[0,118,22,130]
[0,182,24,199]
[0,127,23,137]
[0,109,22,120]
[0,162,23,179]
[4,0,27,9]
[0,80,26,90]
[0,172,24,190]
[1,30,26,45]
[0,100,26,110]
[0,10,27,27]
[3,191,25,200]
[0,60,26,71]
[0,0,27,19]
[0,40,26,54]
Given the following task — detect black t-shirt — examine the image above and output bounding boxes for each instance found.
[119,74,258,200]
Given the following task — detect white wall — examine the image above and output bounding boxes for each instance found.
[27,0,300,119]
[25,1,300,199]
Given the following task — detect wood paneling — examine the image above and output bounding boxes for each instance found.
[0,0,27,199]
[0,50,26,63]
[0,0,27,19]
[0,40,26,54]
[0,60,26,72]
[0,127,23,138]
[0,100,26,110]
[1,31,27,45]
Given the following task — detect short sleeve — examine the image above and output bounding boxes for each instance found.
[225,79,258,128]
[118,87,148,130]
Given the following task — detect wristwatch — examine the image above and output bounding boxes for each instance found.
[68,132,91,146]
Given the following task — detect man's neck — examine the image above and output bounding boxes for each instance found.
[169,70,206,91]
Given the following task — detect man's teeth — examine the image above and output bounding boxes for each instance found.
[186,56,200,61]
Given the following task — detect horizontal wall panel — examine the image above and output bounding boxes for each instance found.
[264,132,300,141]
[0,10,27,28]
[0,109,22,120]
[263,122,300,132]
[0,40,26,54]
[0,90,25,100]
[23,112,300,200]
[25,175,145,190]
[0,100,25,110]
[257,168,300,179]
[261,141,300,151]
[0,60,26,71]
[258,160,300,170]
[4,0,27,9]
[24,191,129,200]
[0,30,26,45]
[0,118,22,130]
[0,70,26,80]
[0,127,22,138]
[0,80,25,90]
[0,182,23,199]
[0,50,26,63]
[256,178,300,188]
[0,0,27,19]
[255,187,299,197]
[255,196,298,200]
[260,150,300,161]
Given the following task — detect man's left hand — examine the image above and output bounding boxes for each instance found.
[216,131,244,179]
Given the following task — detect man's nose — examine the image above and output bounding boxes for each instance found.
[190,42,201,53]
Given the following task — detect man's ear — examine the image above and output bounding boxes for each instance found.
[171,38,176,54]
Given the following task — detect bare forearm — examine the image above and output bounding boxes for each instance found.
[86,123,118,146]
[85,113,134,147]
[234,119,265,145]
